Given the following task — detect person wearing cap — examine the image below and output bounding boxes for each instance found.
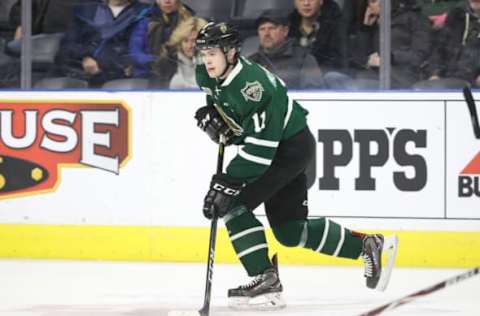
[248,9,324,89]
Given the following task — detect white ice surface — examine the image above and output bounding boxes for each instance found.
[0,260,478,316]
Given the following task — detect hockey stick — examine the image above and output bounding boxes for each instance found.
[462,86,480,139]
[198,135,226,316]
[358,267,480,316]
[168,137,226,316]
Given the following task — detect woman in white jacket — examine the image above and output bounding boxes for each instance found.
[167,16,207,89]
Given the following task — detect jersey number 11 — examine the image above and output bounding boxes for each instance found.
[252,111,266,133]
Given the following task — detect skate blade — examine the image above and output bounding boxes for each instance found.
[228,292,286,311]
[376,235,399,292]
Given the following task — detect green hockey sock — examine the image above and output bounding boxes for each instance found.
[272,218,363,259]
[224,206,271,276]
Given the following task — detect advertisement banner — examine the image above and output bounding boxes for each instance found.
[0,93,152,225]
[0,100,130,198]
[446,100,480,219]
[297,98,445,218]
[0,91,478,228]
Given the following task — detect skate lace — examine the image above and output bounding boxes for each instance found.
[239,275,263,290]
[362,253,373,277]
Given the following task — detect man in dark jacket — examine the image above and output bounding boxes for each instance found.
[248,10,324,89]
[455,37,480,87]
[288,0,344,72]
[9,0,93,40]
[348,0,432,88]
[54,0,148,87]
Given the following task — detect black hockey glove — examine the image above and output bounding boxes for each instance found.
[195,106,234,144]
[203,174,244,219]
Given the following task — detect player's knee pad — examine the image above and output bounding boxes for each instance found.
[271,220,306,247]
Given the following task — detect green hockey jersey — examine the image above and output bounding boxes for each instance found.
[196,56,308,183]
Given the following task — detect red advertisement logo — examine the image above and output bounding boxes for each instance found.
[461,151,480,175]
[458,151,480,197]
[0,100,131,199]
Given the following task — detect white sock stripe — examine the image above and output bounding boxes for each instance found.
[238,243,268,258]
[239,148,272,166]
[315,219,329,252]
[297,221,308,248]
[333,227,345,257]
[230,226,264,242]
[244,137,279,148]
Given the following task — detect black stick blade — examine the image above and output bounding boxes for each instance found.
[462,86,480,139]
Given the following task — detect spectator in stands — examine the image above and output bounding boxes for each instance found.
[248,10,324,89]
[128,0,194,87]
[454,37,480,88]
[419,0,463,29]
[53,0,148,87]
[0,0,96,88]
[288,0,344,72]
[9,0,97,45]
[166,16,207,89]
[423,0,480,88]
[9,0,93,40]
[10,0,76,40]
[347,0,432,89]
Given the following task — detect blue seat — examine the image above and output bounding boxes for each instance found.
[6,33,64,64]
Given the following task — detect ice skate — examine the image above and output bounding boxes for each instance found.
[361,234,399,291]
[228,254,286,310]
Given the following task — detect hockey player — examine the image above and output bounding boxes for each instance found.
[194,21,398,310]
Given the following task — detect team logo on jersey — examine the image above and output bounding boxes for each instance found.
[241,81,264,102]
